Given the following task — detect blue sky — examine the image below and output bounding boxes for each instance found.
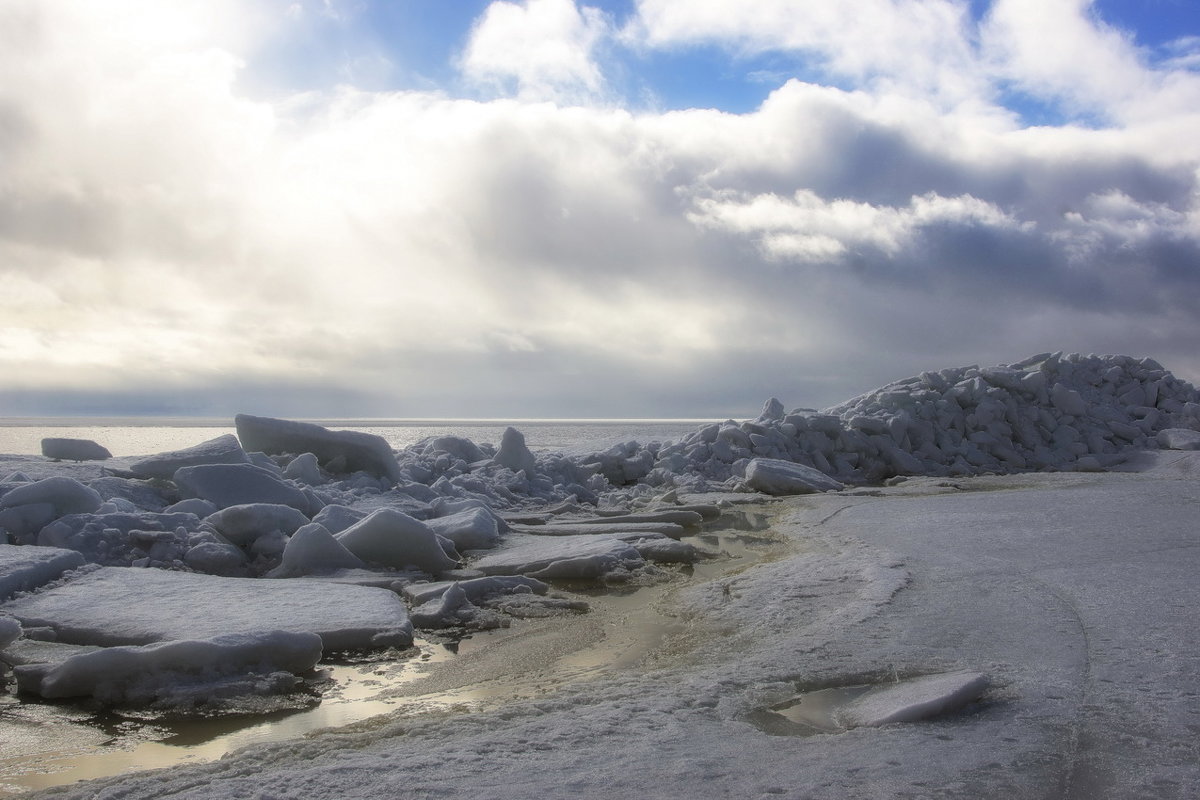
[1,0,1199,418]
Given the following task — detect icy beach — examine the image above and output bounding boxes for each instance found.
[2,352,1199,798]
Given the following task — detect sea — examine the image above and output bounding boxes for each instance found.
[0,417,720,459]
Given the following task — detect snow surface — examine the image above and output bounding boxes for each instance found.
[23,458,1199,799]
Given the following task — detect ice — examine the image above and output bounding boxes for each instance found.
[508,520,687,537]
[183,541,249,576]
[1,566,413,650]
[0,476,103,518]
[469,533,645,579]
[40,438,112,462]
[1157,428,1200,450]
[13,630,323,704]
[235,414,403,483]
[494,426,537,474]
[283,452,324,484]
[834,671,990,727]
[311,504,367,535]
[0,616,20,648]
[401,575,549,606]
[743,458,844,495]
[424,436,486,464]
[334,508,459,574]
[36,510,204,566]
[126,434,250,480]
[174,463,320,514]
[0,544,85,601]
[205,503,311,547]
[268,523,365,577]
[164,497,219,516]
[424,507,503,551]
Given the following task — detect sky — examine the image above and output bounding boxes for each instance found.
[1,0,1198,419]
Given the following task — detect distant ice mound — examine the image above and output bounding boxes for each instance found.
[656,351,1199,487]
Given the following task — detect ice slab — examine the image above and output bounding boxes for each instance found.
[235,414,402,483]
[469,533,644,579]
[41,438,111,462]
[206,503,311,547]
[269,523,365,578]
[835,671,990,728]
[744,458,844,495]
[0,544,86,602]
[13,630,323,703]
[126,434,250,481]
[174,463,317,514]
[509,521,686,537]
[1157,428,1200,450]
[0,566,413,650]
[335,509,458,574]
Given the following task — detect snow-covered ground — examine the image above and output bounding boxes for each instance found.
[18,453,1198,799]
[2,352,1199,797]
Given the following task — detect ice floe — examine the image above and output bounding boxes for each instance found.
[235,414,403,483]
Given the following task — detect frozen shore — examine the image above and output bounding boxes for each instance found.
[2,352,1199,797]
[19,453,1199,799]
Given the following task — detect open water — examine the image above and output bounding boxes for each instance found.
[0,418,718,459]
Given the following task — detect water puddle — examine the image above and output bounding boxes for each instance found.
[0,507,783,796]
[746,684,874,736]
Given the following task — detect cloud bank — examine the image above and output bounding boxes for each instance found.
[0,0,1198,418]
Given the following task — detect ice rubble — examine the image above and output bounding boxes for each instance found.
[1,352,1199,707]
[41,438,112,462]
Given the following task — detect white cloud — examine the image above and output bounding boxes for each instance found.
[1,0,1199,416]
[460,0,612,103]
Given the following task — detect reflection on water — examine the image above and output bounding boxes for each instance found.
[0,507,786,796]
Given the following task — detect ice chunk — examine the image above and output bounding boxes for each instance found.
[235,414,402,483]
[470,533,644,579]
[0,476,103,517]
[183,542,249,576]
[283,452,324,485]
[425,507,503,551]
[164,498,219,517]
[13,630,323,703]
[335,509,459,573]
[127,434,250,480]
[41,438,112,461]
[269,523,365,578]
[758,397,786,422]
[206,503,311,547]
[744,458,843,495]
[425,436,485,463]
[311,504,366,535]
[509,521,687,537]
[495,427,536,474]
[1156,428,1200,450]
[835,672,990,727]
[1,566,412,650]
[402,575,549,606]
[174,464,317,513]
[0,544,86,601]
[0,615,20,648]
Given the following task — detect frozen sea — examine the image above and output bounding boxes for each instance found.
[0,418,715,458]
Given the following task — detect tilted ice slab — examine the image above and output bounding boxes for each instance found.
[235,414,403,483]
[0,567,412,650]
[834,671,991,728]
[467,531,696,579]
[0,544,85,602]
[14,630,323,703]
[126,434,250,480]
[743,458,845,495]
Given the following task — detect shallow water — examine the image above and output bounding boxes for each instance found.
[0,510,783,796]
[0,419,713,459]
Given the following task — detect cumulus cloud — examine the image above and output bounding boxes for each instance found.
[460,0,612,102]
[0,0,1198,417]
